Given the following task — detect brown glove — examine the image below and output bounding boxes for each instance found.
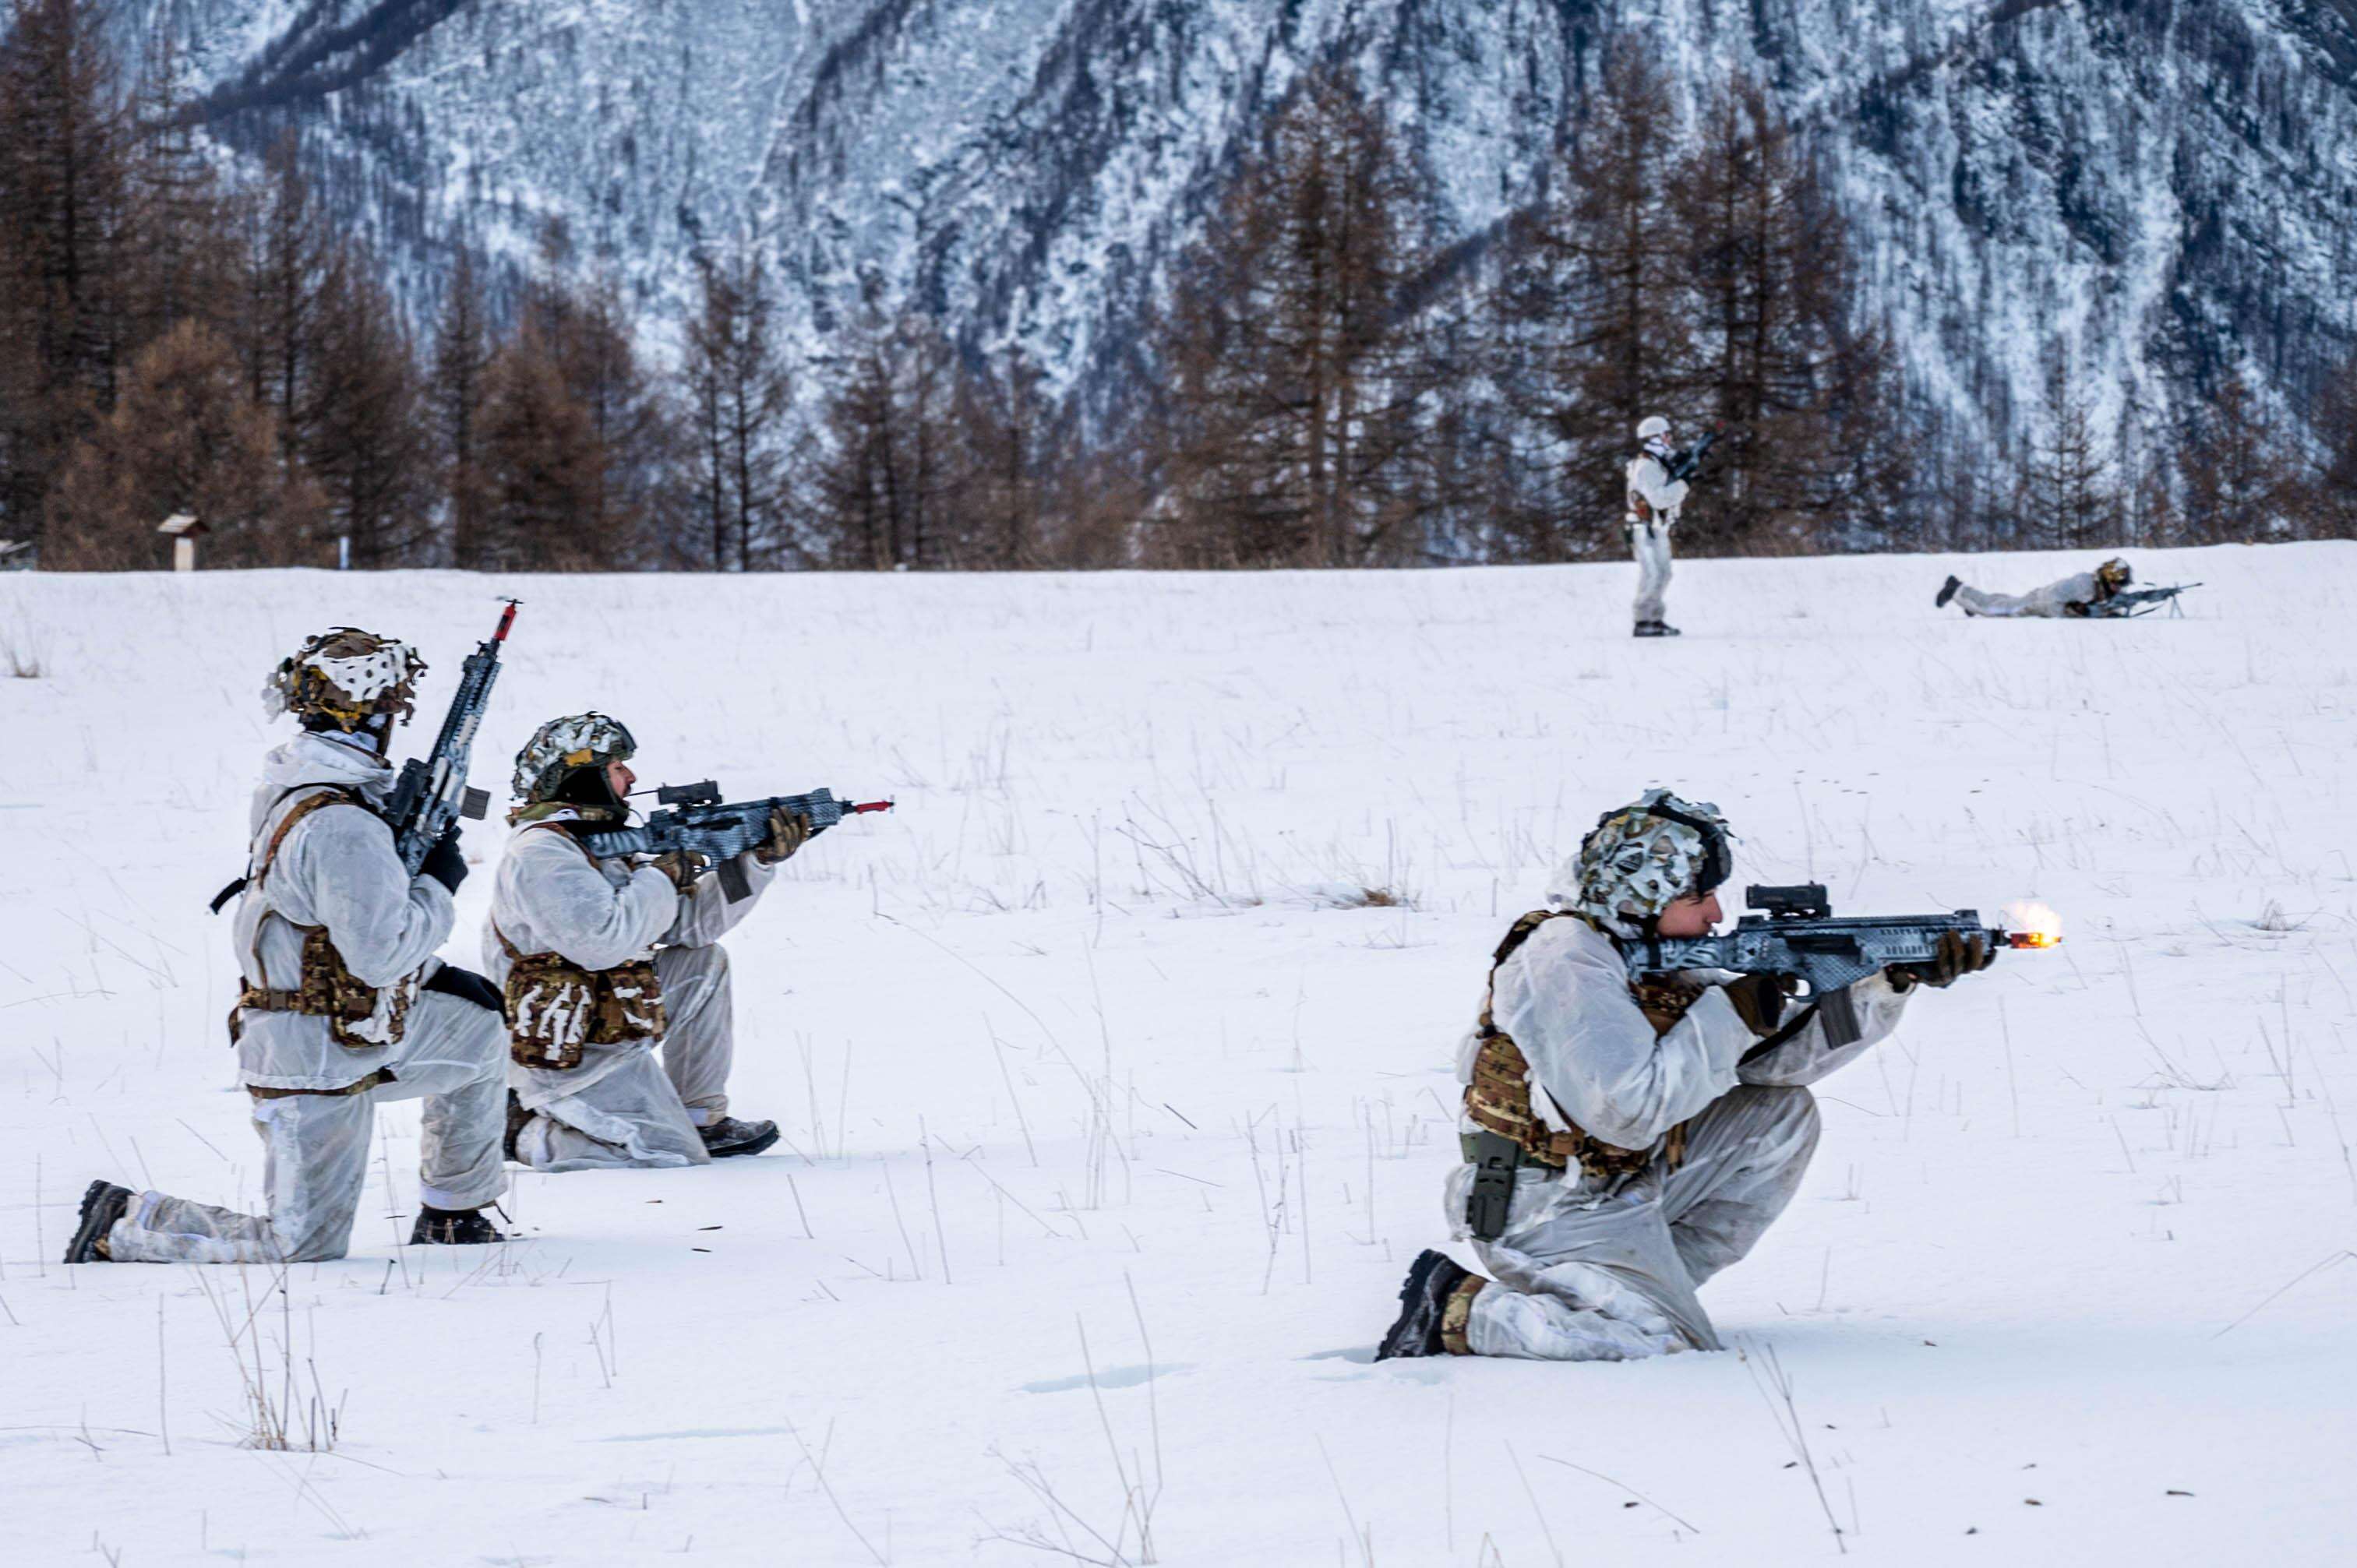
[754,808,811,865]
[1722,973,1791,1035]
[650,850,707,893]
[1887,931,1993,992]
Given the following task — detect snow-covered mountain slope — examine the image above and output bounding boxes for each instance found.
[129,2,2357,467]
[5,546,2355,1563]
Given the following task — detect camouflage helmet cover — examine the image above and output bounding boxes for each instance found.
[264,628,426,731]
[1551,788,1737,939]
[513,712,638,803]
[2095,558,2133,595]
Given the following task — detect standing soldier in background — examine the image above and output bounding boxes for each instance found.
[1374,788,1990,1361]
[1936,558,2134,618]
[65,630,510,1264]
[487,714,807,1170]
[1627,416,1694,638]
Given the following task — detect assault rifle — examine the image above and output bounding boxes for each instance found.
[2087,583,2200,618]
[208,600,519,912]
[580,782,894,900]
[385,600,520,873]
[1662,426,1718,484]
[1624,882,2055,999]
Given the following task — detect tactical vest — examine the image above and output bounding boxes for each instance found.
[494,826,667,1070]
[1625,453,1663,524]
[1463,910,1694,1181]
[232,788,418,1052]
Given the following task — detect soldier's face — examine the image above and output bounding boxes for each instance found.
[1655,889,1722,938]
[607,759,637,797]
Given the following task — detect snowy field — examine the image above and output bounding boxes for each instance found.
[2,544,2352,1566]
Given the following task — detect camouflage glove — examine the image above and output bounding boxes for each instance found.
[650,850,707,893]
[1886,931,1992,992]
[1721,972,1790,1035]
[754,808,811,865]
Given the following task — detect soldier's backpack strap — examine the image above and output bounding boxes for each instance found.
[210,786,364,913]
[242,788,360,974]
[230,787,420,1055]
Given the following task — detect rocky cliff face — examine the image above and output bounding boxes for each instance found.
[125,0,2357,463]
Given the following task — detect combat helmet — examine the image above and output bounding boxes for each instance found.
[2094,558,2133,597]
[264,629,426,738]
[1551,788,1735,940]
[513,712,637,816]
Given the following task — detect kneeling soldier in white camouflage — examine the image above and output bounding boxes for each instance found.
[1375,788,1988,1361]
[487,714,806,1169]
[1936,557,2132,618]
[66,630,510,1264]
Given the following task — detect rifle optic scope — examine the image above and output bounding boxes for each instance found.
[1747,883,1832,919]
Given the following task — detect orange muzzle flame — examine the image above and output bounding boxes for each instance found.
[2003,900,2064,949]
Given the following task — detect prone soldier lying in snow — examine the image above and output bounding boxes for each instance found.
[1375,789,1992,1362]
[1935,557,2133,618]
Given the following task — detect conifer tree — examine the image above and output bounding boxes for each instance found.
[1670,79,1904,551]
[431,245,495,567]
[307,258,431,566]
[0,0,135,546]
[1498,48,1692,554]
[681,248,793,569]
[1149,68,1431,567]
[48,319,321,568]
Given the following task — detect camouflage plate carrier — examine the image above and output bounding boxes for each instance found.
[232,788,418,1052]
[1463,910,1696,1182]
[494,826,667,1071]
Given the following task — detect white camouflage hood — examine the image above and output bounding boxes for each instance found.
[257,731,395,820]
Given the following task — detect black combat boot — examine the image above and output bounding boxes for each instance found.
[1375,1249,1476,1360]
[699,1116,781,1159]
[1634,621,1681,638]
[1935,574,1962,608]
[411,1206,506,1245]
[64,1180,134,1263]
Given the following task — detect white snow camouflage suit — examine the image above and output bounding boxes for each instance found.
[1443,897,1911,1359]
[1952,569,2105,618]
[1625,444,1687,627]
[104,733,508,1263]
[484,811,777,1170]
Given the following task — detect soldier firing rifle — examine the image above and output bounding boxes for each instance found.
[1377,788,2052,1362]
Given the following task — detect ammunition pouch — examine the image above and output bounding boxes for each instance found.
[500,943,665,1071]
[1464,1129,1521,1242]
[1458,911,1695,1202]
[232,939,418,1052]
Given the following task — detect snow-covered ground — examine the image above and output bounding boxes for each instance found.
[2,545,2351,1566]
